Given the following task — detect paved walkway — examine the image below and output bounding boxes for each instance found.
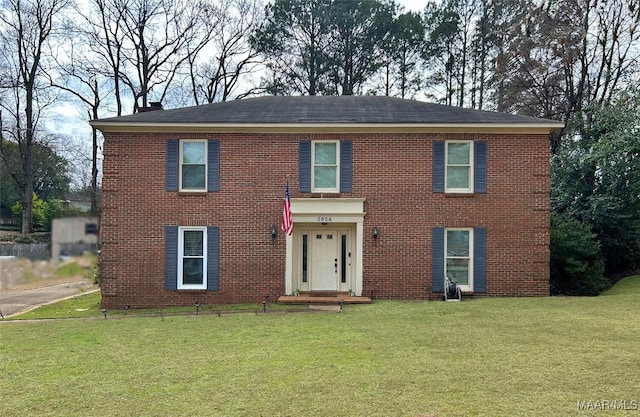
[0,279,98,318]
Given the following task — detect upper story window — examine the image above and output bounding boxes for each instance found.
[180,140,207,191]
[312,141,340,192]
[445,141,473,192]
[178,227,207,289]
[167,139,219,193]
[433,140,486,194]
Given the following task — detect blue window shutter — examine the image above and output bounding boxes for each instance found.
[474,141,487,193]
[207,227,219,291]
[432,227,445,292]
[207,140,220,192]
[165,226,178,290]
[433,141,445,193]
[474,227,487,293]
[166,140,178,192]
[299,141,311,192]
[339,140,353,193]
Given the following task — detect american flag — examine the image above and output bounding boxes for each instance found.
[281,181,293,236]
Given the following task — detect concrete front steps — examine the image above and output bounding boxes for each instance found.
[277,291,372,305]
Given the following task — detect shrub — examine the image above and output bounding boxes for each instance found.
[550,213,607,295]
[11,193,65,231]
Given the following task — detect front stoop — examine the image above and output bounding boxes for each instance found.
[277,292,372,305]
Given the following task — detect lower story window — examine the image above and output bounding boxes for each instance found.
[445,228,473,288]
[178,227,207,289]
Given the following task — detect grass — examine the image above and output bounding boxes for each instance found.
[1,276,639,417]
[54,261,85,277]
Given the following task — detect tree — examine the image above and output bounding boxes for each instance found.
[119,0,213,112]
[77,0,214,114]
[187,0,264,104]
[0,0,70,235]
[1,138,71,212]
[326,0,395,95]
[76,0,127,116]
[496,0,640,151]
[375,10,425,98]
[252,0,396,96]
[251,0,334,95]
[11,192,65,230]
[552,88,640,276]
[46,43,105,215]
[550,213,606,295]
[422,0,462,105]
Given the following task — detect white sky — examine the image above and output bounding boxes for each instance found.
[397,0,430,12]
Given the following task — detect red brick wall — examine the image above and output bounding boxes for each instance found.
[99,131,550,308]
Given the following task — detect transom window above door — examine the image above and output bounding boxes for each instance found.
[312,141,340,192]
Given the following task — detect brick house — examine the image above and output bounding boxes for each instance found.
[91,96,563,308]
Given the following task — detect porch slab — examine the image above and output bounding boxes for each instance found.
[277,294,372,305]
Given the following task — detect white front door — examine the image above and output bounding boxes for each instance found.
[310,230,339,291]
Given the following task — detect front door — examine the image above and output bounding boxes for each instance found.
[310,231,339,291]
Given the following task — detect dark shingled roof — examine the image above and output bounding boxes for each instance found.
[92,96,561,125]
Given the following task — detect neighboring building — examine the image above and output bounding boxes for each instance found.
[90,96,563,308]
[51,217,99,259]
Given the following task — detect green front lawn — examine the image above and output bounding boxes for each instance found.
[1,276,639,416]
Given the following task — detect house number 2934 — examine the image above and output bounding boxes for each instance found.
[317,216,332,222]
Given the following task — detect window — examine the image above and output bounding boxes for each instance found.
[178,227,207,289]
[180,140,207,191]
[165,226,219,291]
[298,140,352,193]
[445,229,473,289]
[432,141,486,194]
[432,226,486,293]
[445,141,473,192]
[85,224,98,235]
[312,141,340,192]
[167,140,220,192]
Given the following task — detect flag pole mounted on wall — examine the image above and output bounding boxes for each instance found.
[281,181,293,236]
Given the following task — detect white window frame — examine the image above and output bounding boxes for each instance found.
[177,226,207,290]
[445,140,473,193]
[311,140,340,193]
[445,228,473,291]
[179,140,207,192]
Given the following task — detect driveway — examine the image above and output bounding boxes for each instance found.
[0,279,98,318]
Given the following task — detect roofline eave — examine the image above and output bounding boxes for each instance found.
[90,121,565,135]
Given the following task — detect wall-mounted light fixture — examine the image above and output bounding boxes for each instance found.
[373,226,379,240]
[270,224,277,240]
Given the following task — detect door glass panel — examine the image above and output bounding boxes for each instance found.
[341,234,347,283]
[302,234,308,283]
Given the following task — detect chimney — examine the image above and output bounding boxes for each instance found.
[138,102,163,112]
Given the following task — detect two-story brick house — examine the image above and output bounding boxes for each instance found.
[91,96,563,308]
